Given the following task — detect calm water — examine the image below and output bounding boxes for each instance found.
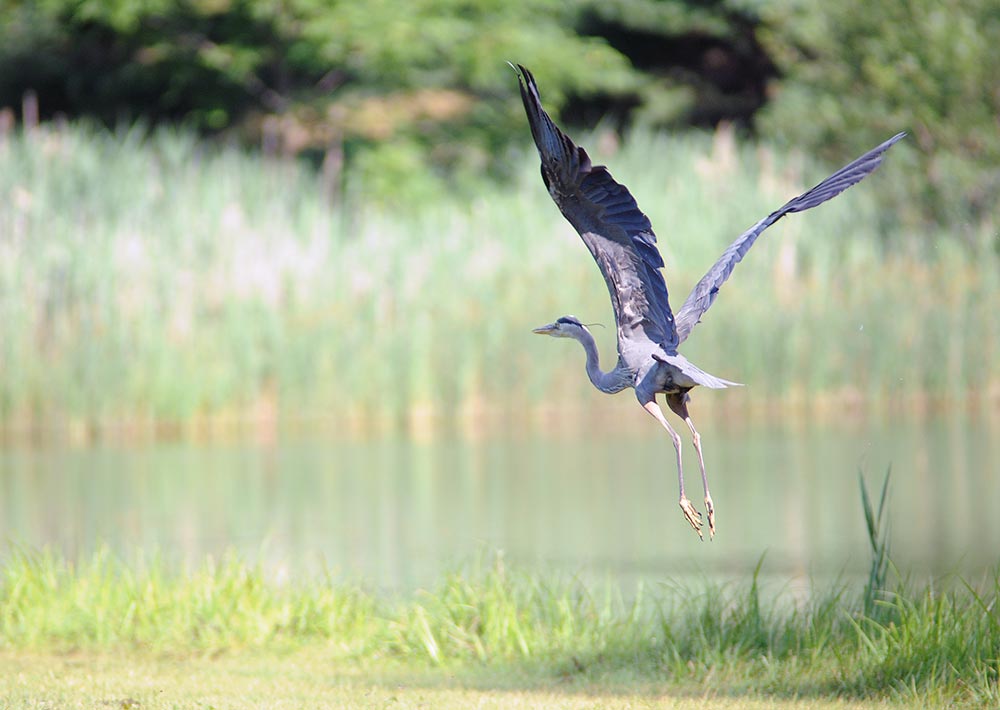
[1,412,998,590]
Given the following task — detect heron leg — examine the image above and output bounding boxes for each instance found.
[667,393,714,540]
[641,397,704,539]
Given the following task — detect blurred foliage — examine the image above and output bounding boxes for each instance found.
[757,0,1000,244]
[0,0,636,197]
[0,0,998,242]
[0,0,772,198]
[575,0,774,127]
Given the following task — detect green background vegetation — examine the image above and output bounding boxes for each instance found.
[0,0,998,433]
[2,125,997,434]
[2,0,999,228]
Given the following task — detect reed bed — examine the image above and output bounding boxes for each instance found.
[1,123,997,436]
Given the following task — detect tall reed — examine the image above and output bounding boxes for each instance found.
[860,468,893,617]
[1,123,997,435]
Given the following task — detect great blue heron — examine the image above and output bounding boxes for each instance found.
[513,64,904,540]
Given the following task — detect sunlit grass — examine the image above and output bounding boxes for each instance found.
[0,652,895,710]
[1,122,997,436]
[0,545,997,706]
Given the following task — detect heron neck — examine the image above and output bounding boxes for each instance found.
[575,329,631,394]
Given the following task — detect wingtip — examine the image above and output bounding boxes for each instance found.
[507,61,527,77]
[511,64,545,121]
[879,131,907,152]
[512,64,538,91]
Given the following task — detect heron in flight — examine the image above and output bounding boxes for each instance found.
[513,64,903,540]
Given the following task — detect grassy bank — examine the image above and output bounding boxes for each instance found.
[1,123,998,436]
[0,652,897,710]
[0,546,997,707]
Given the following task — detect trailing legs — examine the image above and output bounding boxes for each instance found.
[667,392,715,539]
[641,397,704,539]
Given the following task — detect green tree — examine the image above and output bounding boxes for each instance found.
[0,0,636,198]
[758,0,1000,244]
[4,0,999,239]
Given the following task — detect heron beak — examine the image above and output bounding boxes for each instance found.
[532,323,556,335]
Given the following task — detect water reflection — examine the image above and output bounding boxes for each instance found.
[1,412,997,590]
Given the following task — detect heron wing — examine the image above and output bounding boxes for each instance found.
[673,132,906,344]
[514,64,678,352]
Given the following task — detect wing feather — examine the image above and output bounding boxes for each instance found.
[673,132,906,343]
[514,64,679,352]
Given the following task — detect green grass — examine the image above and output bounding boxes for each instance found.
[0,545,997,707]
[0,652,896,710]
[1,123,998,436]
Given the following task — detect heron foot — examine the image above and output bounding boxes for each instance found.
[705,494,715,540]
[679,496,704,540]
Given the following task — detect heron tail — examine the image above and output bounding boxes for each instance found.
[684,366,742,389]
[653,352,743,389]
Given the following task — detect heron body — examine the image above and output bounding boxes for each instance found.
[514,63,904,539]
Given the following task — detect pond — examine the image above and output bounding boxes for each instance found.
[1,410,997,591]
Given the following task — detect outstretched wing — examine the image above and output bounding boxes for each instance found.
[514,64,679,352]
[673,132,906,344]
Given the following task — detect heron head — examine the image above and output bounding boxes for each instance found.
[532,315,589,338]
